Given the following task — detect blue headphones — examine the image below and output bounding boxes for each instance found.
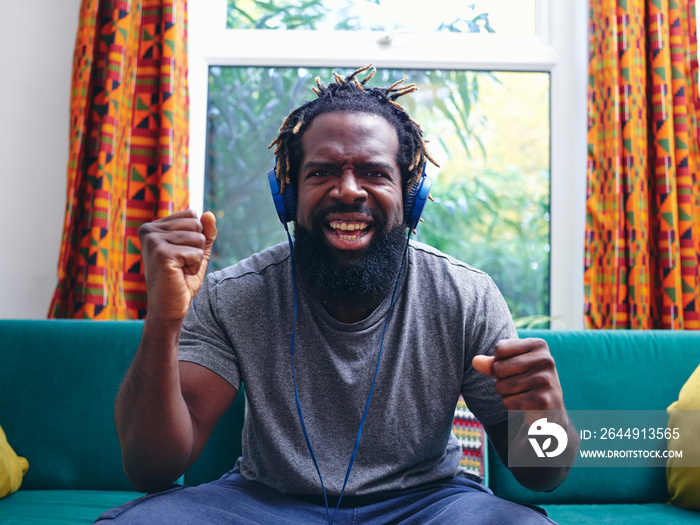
[267,164,432,230]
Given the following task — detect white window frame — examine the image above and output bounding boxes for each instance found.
[187,0,589,330]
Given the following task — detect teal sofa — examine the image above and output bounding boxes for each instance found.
[0,320,699,524]
[0,320,245,524]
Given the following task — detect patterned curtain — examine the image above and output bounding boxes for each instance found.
[585,0,700,329]
[49,0,189,320]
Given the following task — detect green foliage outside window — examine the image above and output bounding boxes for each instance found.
[226,0,496,32]
[228,0,330,30]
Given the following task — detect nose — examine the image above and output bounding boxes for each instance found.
[332,171,367,204]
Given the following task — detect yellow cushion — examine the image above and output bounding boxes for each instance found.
[0,424,29,498]
[667,364,700,510]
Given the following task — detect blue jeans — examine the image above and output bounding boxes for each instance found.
[95,470,556,524]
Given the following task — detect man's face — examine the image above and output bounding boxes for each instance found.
[295,111,404,266]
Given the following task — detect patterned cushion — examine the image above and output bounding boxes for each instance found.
[453,395,486,479]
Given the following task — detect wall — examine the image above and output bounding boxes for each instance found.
[0,0,81,318]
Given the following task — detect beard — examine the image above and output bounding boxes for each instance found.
[293,205,407,308]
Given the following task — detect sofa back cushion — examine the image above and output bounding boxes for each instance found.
[0,320,141,490]
[0,319,247,491]
[488,329,700,505]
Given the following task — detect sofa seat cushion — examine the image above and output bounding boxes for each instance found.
[0,489,140,524]
[544,503,700,524]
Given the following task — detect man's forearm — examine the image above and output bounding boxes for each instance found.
[115,317,195,492]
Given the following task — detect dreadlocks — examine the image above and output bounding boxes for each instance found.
[268,65,439,196]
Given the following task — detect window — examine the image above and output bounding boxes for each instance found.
[188,0,588,329]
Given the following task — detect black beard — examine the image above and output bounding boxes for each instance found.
[293,207,407,309]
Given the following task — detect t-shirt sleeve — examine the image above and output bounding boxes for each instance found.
[460,276,517,426]
[178,273,242,390]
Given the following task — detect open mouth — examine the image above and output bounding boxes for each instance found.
[326,220,372,241]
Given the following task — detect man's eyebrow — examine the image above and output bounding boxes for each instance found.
[302,160,396,172]
[302,161,337,171]
[361,161,395,173]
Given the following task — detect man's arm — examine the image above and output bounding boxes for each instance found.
[114,210,237,493]
[474,338,579,492]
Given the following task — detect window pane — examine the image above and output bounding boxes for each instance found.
[226,0,536,36]
[205,66,550,320]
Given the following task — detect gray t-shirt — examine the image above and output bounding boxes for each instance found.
[179,240,516,496]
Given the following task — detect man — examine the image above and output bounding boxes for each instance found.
[99,66,578,524]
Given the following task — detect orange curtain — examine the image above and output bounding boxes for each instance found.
[49,0,189,320]
[585,0,700,329]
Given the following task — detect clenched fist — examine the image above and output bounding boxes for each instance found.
[138,210,217,323]
[472,338,565,414]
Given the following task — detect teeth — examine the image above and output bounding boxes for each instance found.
[329,220,369,232]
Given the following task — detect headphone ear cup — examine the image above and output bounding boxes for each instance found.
[268,169,297,224]
[404,169,432,230]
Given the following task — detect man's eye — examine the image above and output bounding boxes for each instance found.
[309,170,329,178]
[366,171,387,178]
